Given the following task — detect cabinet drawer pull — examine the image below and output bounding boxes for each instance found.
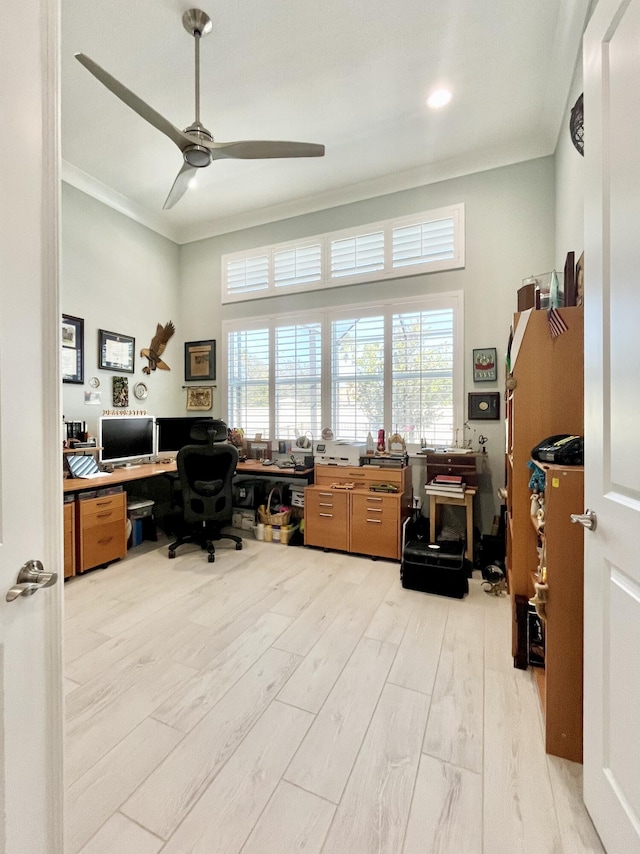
[319,513,333,518]
[97,536,114,544]
[96,500,113,506]
[319,492,333,497]
[97,511,113,518]
[366,518,382,524]
[365,507,383,513]
[319,503,333,508]
[367,496,383,502]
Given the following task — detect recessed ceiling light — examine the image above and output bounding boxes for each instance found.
[427,88,452,109]
[188,177,198,189]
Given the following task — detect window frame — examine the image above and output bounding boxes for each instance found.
[221,204,465,303]
[222,291,464,446]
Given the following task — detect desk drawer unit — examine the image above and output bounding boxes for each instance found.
[304,488,349,551]
[64,501,75,578]
[350,492,400,560]
[76,492,127,573]
[426,453,478,487]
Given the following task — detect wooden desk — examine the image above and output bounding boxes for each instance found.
[235,461,314,481]
[428,488,477,561]
[63,461,177,576]
[63,460,177,493]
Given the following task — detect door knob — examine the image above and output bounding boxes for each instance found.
[570,509,597,531]
[6,559,58,602]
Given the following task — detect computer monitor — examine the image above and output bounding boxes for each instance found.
[98,416,156,466]
[155,417,215,456]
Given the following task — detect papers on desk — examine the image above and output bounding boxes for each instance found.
[77,471,111,479]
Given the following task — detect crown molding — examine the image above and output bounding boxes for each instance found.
[63,138,550,247]
[61,160,181,243]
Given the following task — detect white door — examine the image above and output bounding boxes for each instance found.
[583,1,640,851]
[0,0,64,852]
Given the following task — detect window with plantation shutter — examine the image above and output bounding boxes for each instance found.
[392,216,455,269]
[227,327,270,437]
[331,315,384,439]
[226,254,269,298]
[221,204,464,302]
[224,293,462,446]
[274,322,322,438]
[391,307,454,445]
[274,243,322,288]
[330,231,384,279]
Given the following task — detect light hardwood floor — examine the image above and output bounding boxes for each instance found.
[63,535,605,854]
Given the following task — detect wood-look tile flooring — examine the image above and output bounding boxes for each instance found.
[64,535,605,854]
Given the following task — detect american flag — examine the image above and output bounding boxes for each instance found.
[547,307,568,338]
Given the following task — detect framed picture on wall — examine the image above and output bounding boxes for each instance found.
[185,339,216,381]
[62,314,84,384]
[186,386,213,411]
[98,329,135,373]
[468,391,500,420]
[472,347,497,382]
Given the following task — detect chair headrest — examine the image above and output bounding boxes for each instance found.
[189,419,228,443]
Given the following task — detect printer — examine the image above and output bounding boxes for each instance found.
[314,440,364,466]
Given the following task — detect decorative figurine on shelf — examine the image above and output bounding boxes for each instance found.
[479,434,488,453]
[388,432,406,454]
[366,432,375,455]
[377,428,386,452]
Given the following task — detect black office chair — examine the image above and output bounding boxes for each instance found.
[167,420,243,563]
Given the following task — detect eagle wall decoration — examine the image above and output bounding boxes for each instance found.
[141,321,175,374]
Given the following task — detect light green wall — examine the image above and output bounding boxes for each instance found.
[61,183,182,434]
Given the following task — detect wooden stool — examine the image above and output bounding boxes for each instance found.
[429,488,477,561]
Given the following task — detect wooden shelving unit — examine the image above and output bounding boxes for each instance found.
[504,306,584,761]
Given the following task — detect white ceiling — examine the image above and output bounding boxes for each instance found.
[61,0,590,245]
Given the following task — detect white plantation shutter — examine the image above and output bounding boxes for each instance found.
[331,315,385,441]
[227,327,270,437]
[226,255,269,298]
[330,231,384,279]
[224,295,461,447]
[391,308,454,445]
[392,217,455,268]
[274,244,322,288]
[275,322,322,438]
[221,204,464,302]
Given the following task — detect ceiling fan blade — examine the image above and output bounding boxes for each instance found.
[207,140,325,160]
[163,162,199,210]
[75,53,191,151]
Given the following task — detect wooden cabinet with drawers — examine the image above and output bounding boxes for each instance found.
[304,465,412,560]
[304,488,349,552]
[425,452,479,487]
[64,500,76,578]
[76,491,127,574]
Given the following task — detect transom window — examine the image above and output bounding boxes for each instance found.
[222,204,464,303]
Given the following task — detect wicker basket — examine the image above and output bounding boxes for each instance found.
[257,487,291,526]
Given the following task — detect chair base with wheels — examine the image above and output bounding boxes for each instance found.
[168,521,242,563]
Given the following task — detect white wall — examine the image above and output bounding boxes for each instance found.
[61,183,182,435]
[179,156,556,532]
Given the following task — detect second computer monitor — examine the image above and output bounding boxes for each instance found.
[156,417,215,455]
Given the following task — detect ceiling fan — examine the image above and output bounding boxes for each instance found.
[75,8,325,210]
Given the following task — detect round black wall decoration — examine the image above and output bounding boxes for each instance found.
[570,93,584,156]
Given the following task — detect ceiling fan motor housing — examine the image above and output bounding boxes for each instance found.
[182,121,214,167]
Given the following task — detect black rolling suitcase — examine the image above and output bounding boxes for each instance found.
[401,539,469,599]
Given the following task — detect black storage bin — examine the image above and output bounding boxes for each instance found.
[401,540,469,599]
[233,478,266,509]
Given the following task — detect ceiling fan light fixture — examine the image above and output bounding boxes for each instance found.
[184,145,212,168]
[427,88,452,109]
